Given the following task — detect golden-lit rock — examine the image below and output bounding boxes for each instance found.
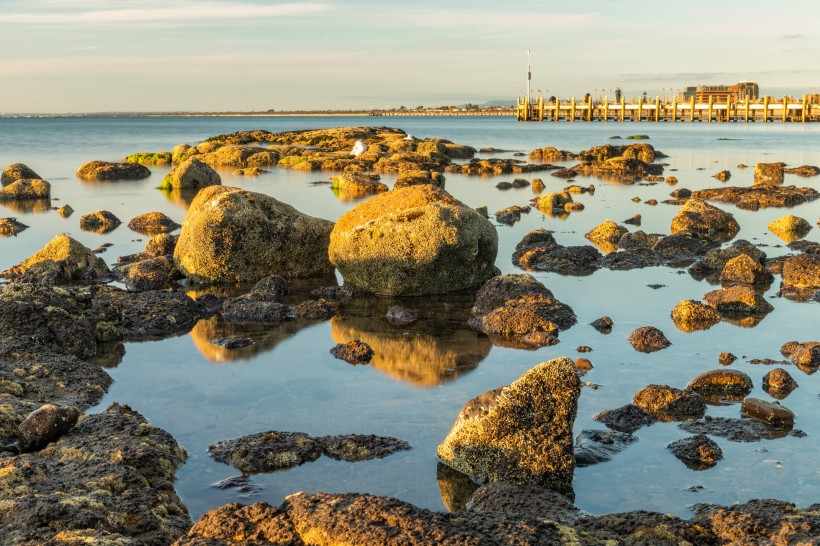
[686,369,753,396]
[671,299,721,332]
[768,214,812,242]
[585,220,628,254]
[671,199,739,242]
[329,185,498,296]
[1,233,109,283]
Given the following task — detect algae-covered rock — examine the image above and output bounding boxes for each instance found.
[1,163,41,186]
[671,299,722,332]
[719,253,774,286]
[628,326,671,353]
[768,214,812,242]
[667,434,723,470]
[686,369,753,396]
[0,179,50,200]
[585,220,628,254]
[0,217,28,236]
[122,151,172,166]
[633,384,706,419]
[76,160,151,180]
[159,157,221,190]
[393,169,445,189]
[437,357,580,498]
[754,162,785,185]
[781,253,820,290]
[1,233,109,284]
[17,403,80,452]
[329,185,498,296]
[79,210,121,233]
[671,199,739,242]
[703,285,774,316]
[175,185,334,284]
[127,211,181,235]
[467,274,576,349]
[329,171,388,199]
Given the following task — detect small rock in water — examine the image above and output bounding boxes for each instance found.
[213,475,264,496]
[628,326,671,353]
[593,404,654,433]
[590,316,613,334]
[210,336,255,350]
[686,369,753,397]
[667,434,723,470]
[317,434,412,462]
[762,368,798,399]
[574,358,593,373]
[719,352,737,366]
[385,305,418,326]
[330,339,374,364]
[680,416,787,442]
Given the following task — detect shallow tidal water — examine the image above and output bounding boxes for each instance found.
[1,116,818,520]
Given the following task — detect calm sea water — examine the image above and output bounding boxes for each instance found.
[1,116,818,520]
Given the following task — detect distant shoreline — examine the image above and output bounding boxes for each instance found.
[0,112,375,119]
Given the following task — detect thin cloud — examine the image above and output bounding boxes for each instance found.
[0,2,329,24]
[782,33,805,39]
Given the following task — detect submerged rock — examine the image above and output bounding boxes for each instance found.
[329,171,388,198]
[590,315,614,334]
[329,185,498,296]
[317,434,411,462]
[385,305,418,326]
[680,416,789,442]
[175,185,334,284]
[593,404,655,433]
[437,357,580,498]
[667,434,723,470]
[209,431,324,473]
[574,429,638,467]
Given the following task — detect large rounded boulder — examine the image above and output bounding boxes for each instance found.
[159,157,221,190]
[76,160,151,181]
[329,185,499,296]
[1,233,109,283]
[174,186,334,284]
[671,199,739,242]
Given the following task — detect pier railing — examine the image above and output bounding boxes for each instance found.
[516,95,819,122]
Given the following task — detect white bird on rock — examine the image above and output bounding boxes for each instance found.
[350,139,367,157]
[403,134,414,141]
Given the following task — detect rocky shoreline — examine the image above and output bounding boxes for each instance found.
[1,126,818,544]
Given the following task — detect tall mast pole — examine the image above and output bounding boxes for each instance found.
[527,49,532,105]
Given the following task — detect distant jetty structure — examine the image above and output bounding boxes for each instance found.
[516,94,819,122]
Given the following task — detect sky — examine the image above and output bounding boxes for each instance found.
[1,0,819,113]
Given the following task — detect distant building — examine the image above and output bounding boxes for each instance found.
[680,81,760,102]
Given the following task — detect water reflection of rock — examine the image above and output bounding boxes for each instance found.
[436,461,479,512]
[0,198,51,214]
[330,294,491,387]
[159,187,199,210]
[190,315,314,363]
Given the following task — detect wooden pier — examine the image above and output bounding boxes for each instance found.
[370,109,512,117]
[517,95,819,122]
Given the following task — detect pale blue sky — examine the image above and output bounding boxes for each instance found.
[1,0,818,113]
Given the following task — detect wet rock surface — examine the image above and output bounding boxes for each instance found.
[633,384,706,420]
[0,403,191,545]
[593,403,655,433]
[670,299,721,332]
[686,369,753,396]
[127,211,181,235]
[667,434,723,470]
[0,217,28,236]
[574,429,638,467]
[628,326,671,353]
[76,159,151,180]
[175,185,335,284]
[330,185,499,296]
[1,163,41,185]
[79,209,122,233]
[762,368,799,398]
[437,357,580,498]
[16,403,80,452]
[703,284,774,317]
[467,274,576,349]
[1,234,110,284]
[209,430,411,473]
[670,198,740,242]
[679,416,790,442]
[329,339,374,364]
[160,157,222,190]
[741,397,795,428]
[385,305,418,326]
[692,184,819,210]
